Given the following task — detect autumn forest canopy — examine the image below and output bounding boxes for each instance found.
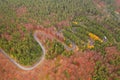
[0,0,120,80]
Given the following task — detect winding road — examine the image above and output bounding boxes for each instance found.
[0,31,46,70]
[0,31,76,70]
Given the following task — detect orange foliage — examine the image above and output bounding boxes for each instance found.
[75,46,79,51]
[69,44,73,48]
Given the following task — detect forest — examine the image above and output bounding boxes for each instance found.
[0,25,43,65]
[0,0,120,79]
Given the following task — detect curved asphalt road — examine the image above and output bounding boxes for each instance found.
[0,31,46,70]
[0,31,76,70]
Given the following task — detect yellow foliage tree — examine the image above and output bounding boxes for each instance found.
[88,33,103,42]
[87,44,94,49]
[73,21,78,24]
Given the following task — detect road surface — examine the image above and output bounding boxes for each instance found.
[0,31,45,70]
[0,31,76,70]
